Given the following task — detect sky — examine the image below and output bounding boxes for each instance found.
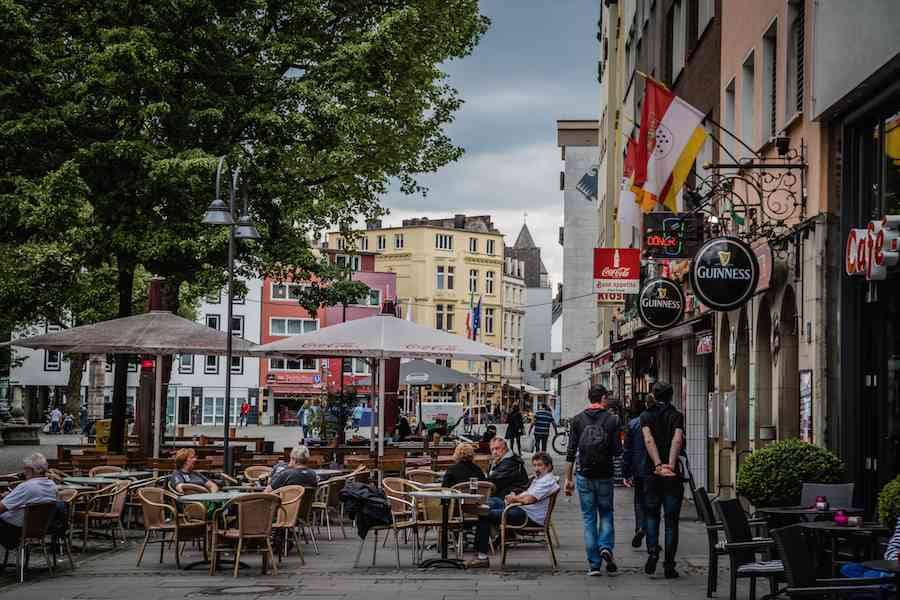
[379,0,600,288]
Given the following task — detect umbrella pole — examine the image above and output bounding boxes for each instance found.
[369,359,376,455]
[378,359,385,461]
[153,354,163,461]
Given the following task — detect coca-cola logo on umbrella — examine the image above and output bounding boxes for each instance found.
[594,248,641,295]
[689,236,759,311]
[638,278,685,330]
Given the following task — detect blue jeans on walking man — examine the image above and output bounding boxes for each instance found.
[576,475,615,570]
[642,476,683,569]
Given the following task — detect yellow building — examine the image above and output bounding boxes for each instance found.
[328,215,506,410]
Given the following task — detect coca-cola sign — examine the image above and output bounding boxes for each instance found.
[689,237,759,311]
[593,248,641,295]
[638,278,685,330]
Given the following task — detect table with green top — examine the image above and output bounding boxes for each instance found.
[62,477,116,487]
[175,491,251,570]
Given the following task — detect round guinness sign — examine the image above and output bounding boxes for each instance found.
[638,278,685,330]
[690,236,759,311]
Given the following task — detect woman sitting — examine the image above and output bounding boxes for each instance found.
[441,443,486,489]
[170,449,218,492]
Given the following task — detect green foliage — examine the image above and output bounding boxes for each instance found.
[736,439,845,507]
[878,475,900,526]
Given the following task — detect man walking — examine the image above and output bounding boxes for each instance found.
[640,381,686,578]
[564,384,622,576]
[623,404,648,548]
[529,404,556,453]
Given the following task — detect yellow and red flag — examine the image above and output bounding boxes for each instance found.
[632,78,708,213]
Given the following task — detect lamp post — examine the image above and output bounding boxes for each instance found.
[202,156,260,475]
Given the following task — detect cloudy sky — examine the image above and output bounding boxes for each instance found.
[380,0,599,288]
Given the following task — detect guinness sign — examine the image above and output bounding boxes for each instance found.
[690,237,759,311]
[638,278,685,330]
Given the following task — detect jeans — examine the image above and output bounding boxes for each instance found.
[632,476,646,533]
[575,475,615,569]
[476,497,531,554]
[533,435,548,452]
[642,476,683,568]
[507,435,521,455]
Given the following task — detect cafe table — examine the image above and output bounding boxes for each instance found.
[97,470,153,480]
[408,490,482,569]
[860,560,900,589]
[175,491,250,570]
[62,476,117,487]
[57,483,94,492]
[800,521,892,576]
[313,469,347,480]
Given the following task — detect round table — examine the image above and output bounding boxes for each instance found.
[313,469,347,479]
[62,477,116,487]
[57,483,94,492]
[861,560,900,588]
[757,506,866,517]
[408,490,483,569]
[800,522,892,576]
[98,471,153,480]
[175,491,250,570]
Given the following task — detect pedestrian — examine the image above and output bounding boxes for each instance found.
[623,404,649,549]
[351,403,363,431]
[297,401,309,440]
[63,413,74,434]
[239,400,250,427]
[49,406,62,434]
[529,403,557,453]
[640,381,686,578]
[505,405,524,455]
[564,384,622,576]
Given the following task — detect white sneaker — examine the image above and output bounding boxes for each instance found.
[587,569,603,577]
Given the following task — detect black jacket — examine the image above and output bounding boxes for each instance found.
[442,461,486,489]
[565,407,622,479]
[338,481,392,539]
[487,453,530,498]
[505,411,524,437]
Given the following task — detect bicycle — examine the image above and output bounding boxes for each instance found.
[551,418,571,455]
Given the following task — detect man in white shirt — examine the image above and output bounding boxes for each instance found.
[0,453,58,549]
[49,407,62,434]
[467,452,560,568]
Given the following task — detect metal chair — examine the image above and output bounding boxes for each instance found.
[135,487,207,568]
[272,485,305,564]
[799,483,854,508]
[312,476,349,541]
[715,498,784,600]
[498,490,560,569]
[1,501,57,583]
[209,493,280,577]
[353,492,417,568]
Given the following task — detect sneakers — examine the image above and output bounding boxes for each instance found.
[600,548,618,574]
[587,568,603,577]
[631,529,646,548]
[644,554,659,575]
[664,565,679,579]
[465,557,490,569]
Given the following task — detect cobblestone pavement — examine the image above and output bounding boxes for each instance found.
[0,428,737,599]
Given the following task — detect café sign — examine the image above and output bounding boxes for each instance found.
[845,215,900,281]
[594,248,641,295]
[638,278,685,330]
[689,237,759,312]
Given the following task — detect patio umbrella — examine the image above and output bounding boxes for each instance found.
[400,360,479,427]
[4,310,259,458]
[252,314,509,457]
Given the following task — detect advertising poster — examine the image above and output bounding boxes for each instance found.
[799,370,813,443]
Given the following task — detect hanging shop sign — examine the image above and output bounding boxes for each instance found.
[753,241,773,293]
[845,215,900,281]
[594,248,641,295]
[597,291,626,306]
[695,331,713,355]
[689,237,759,311]
[638,277,685,330]
[642,212,704,259]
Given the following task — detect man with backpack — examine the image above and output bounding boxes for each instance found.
[564,384,622,576]
[640,381,686,579]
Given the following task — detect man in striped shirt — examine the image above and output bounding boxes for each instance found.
[529,404,557,453]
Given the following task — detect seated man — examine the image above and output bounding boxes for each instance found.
[170,448,218,492]
[266,446,318,491]
[486,437,529,499]
[467,451,560,568]
[0,453,58,550]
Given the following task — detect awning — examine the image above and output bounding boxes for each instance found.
[550,353,596,377]
[521,384,553,396]
[270,385,323,397]
[636,315,713,349]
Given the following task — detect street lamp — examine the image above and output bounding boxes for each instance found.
[203,156,260,475]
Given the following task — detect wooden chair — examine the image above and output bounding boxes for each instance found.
[243,466,272,483]
[715,498,784,600]
[406,469,441,484]
[136,487,207,568]
[498,490,560,569]
[82,481,130,549]
[1,501,57,583]
[209,493,280,577]
[272,485,305,564]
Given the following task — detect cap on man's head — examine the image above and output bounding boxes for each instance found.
[652,381,674,403]
[588,384,609,403]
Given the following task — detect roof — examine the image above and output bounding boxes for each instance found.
[514,224,537,249]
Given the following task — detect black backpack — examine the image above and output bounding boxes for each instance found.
[577,412,611,472]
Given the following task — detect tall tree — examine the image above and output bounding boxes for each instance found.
[0,0,488,450]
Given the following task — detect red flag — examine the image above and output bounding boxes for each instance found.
[624,137,638,178]
[633,78,674,212]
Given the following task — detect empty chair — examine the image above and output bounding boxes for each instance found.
[715,499,784,600]
[799,483,854,508]
[405,469,440,484]
[136,487,207,568]
[243,466,272,484]
[82,481,130,549]
[89,465,123,478]
[209,493,280,577]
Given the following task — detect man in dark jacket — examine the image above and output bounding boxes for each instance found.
[564,384,622,576]
[487,437,529,500]
[623,405,649,549]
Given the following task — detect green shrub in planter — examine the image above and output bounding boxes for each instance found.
[877,475,900,526]
[736,438,845,507]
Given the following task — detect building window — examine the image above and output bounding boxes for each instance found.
[762,21,778,141]
[205,292,220,304]
[230,315,244,338]
[269,357,317,371]
[270,318,318,336]
[335,254,361,272]
[436,265,446,289]
[786,0,804,119]
[446,266,455,289]
[178,354,194,374]
[698,0,714,37]
[205,314,220,330]
[394,234,404,249]
[355,288,381,306]
[204,355,219,375]
[468,237,478,253]
[468,269,478,293]
[486,239,495,255]
[342,358,371,375]
[271,282,307,301]
[377,235,386,250]
[435,233,453,250]
[484,308,494,334]
[485,271,495,295]
[435,304,446,330]
[359,237,369,251]
[435,359,451,368]
[230,356,243,374]
[202,396,240,426]
[337,237,346,250]
[667,0,685,83]
[724,79,736,161]
[741,50,756,152]
[44,350,61,371]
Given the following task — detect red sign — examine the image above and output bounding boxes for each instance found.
[753,241,773,293]
[846,216,900,280]
[593,248,641,295]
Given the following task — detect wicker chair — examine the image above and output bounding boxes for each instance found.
[405,469,441,484]
[89,465,123,478]
[1,501,57,583]
[136,487,207,568]
[498,490,560,569]
[82,481,130,549]
[209,493,280,577]
[296,485,319,554]
[243,466,272,484]
[272,485,305,564]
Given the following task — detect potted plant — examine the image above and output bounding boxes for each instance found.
[736,438,845,507]
[877,475,900,527]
